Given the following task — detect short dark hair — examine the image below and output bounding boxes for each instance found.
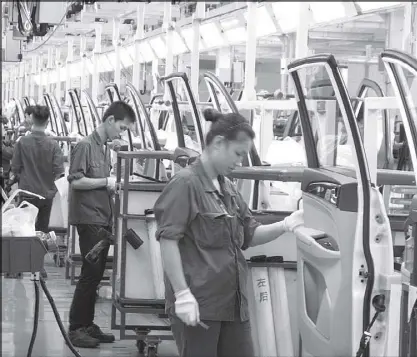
[203,108,255,146]
[24,106,35,116]
[31,105,50,126]
[102,101,135,123]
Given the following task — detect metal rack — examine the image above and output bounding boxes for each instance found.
[111,150,175,356]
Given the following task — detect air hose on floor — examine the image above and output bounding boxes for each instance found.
[27,276,83,357]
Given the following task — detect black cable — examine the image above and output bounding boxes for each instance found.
[39,277,83,357]
[27,279,40,357]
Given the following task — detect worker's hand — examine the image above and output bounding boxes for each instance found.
[112,139,123,152]
[283,209,304,232]
[106,176,117,191]
[174,288,200,326]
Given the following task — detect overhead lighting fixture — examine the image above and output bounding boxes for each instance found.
[224,27,246,44]
[200,22,225,48]
[356,2,400,12]
[310,2,346,23]
[243,5,276,37]
[271,2,300,33]
[139,41,155,62]
[172,31,188,55]
[149,36,167,59]
[181,27,206,51]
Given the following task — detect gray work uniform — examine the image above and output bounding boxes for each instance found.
[68,130,113,226]
[154,158,261,357]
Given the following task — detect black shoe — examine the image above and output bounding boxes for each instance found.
[68,327,100,348]
[86,324,115,343]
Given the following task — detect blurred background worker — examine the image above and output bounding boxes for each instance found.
[154,108,304,357]
[1,115,13,199]
[11,105,64,232]
[10,105,65,278]
[67,101,136,349]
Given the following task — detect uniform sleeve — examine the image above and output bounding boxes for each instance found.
[154,175,196,242]
[236,191,262,250]
[67,142,90,183]
[52,141,65,177]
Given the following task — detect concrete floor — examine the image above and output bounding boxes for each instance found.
[1,256,179,357]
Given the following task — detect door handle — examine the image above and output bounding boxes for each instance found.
[295,227,340,259]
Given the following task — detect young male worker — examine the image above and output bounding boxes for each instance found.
[67,101,136,348]
[11,105,65,232]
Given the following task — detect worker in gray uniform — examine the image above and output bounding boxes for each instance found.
[67,101,136,348]
[154,108,304,357]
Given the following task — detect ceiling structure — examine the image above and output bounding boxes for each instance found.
[0,1,409,73]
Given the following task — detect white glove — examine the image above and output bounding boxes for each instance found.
[106,176,117,190]
[283,209,304,232]
[174,288,200,326]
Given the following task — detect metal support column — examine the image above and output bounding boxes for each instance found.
[30,56,37,99]
[38,56,44,102]
[18,62,24,99]
[403,2,413,53]
[24,60,30,98]
[215,47,232,85]
[190,2,205,101]
[151,58,160,96]
[133,3,145,90]
[55,48,62,101]
[243,2,257,101]
[46,47,54,94]
[80,36,87,90]
[92,24,102,104]
[14,66,19,100]
[113,18,121,89]
[295,2,310,88]
[66,37,74,104]
[163,2,174,101]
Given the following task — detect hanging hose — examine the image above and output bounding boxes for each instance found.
[38,277,83,357]
[27,280,40,357]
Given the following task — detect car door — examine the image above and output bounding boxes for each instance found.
[288,54,393,357]
[380,49,417,357]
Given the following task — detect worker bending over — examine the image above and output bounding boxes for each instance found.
[154,108,303,357]
[11,105,64,232]
[67,101,136,349]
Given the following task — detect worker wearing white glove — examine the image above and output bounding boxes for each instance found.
[154,108,305,357]
[174,288,200,326]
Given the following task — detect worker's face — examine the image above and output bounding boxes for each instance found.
[210,132,253,175]
[105,116,132,140]
[25,113,33,124]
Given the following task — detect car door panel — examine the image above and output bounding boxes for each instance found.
[288,54,393,357]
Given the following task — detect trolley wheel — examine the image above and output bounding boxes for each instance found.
[136,340,146,354]
[147,346,158,357]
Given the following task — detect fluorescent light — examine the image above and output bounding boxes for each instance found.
[200,22,224,48]
[272,2,300,33]
[244,5,276,37]
[224,27,246,44]
[310,2,346,23]
[181,27,206,51]
[149,36,167,59]
[357,2,400,12]
[139,41,155,62]
[220,17,240,31]
[172,31,188,55]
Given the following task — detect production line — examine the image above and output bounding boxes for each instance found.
[2,2,417,357]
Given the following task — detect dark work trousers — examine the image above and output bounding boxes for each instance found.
[69,224,111,330]
[20,196,53,233]
[169,304,255,357]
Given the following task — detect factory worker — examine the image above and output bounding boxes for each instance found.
[154,108,304,357]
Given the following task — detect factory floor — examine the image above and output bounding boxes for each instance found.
[1,255,179,357]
